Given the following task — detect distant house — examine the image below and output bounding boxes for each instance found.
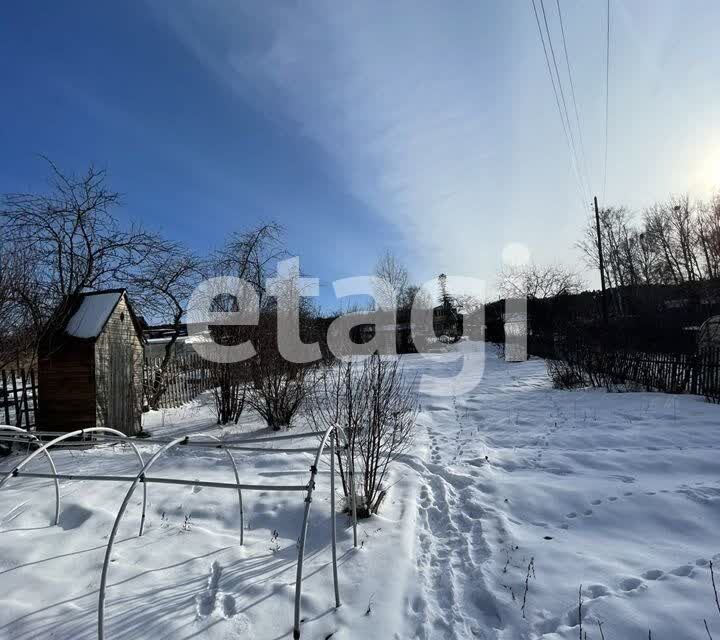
[144,323,189,359]
[38,289,145,435]
[340,308,415,354]
[344,303,466,353]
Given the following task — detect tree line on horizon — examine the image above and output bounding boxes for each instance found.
[496,189,720,310]
[3,158,717,371]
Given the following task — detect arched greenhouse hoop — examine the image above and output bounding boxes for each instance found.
[0,424,357,640]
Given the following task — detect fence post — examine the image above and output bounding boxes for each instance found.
[1,370,10,425]
[29,368,38,428]
[19,368,31,428]
[330,430,340,608]
[10,370,21,427]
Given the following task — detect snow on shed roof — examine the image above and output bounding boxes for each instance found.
[65,291,123,338]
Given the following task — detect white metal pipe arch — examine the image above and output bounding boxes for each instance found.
[0,426,147,533]
[0,424,358,639]
[91,424,356,640]
[96,431,247,640]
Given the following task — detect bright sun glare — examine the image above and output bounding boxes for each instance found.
[697,144,720,193]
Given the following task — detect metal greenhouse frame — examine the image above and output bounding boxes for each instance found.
[0,424,358,640]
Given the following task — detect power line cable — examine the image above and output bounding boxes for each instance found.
[555,0,593,197]
[539,0,590,204]
[603,0,611,205]
[530,0,588,209]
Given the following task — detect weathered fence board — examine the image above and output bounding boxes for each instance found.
[142,353,212,409]
[0,367,38,428]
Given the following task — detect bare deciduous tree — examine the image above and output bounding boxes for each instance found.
[0,246,40,368]
[578,206,638,298]
[130,240,204,409]
[497,263,585,300]
[697,193,720,280]
[399,284,433,311]
[213,222,286,305]
[374,250,409,310]
[578,193,720,305]
[1,160,156,361]
[2,160,154,301]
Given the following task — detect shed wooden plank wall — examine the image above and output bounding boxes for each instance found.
[37,339,96,432]
[95,296,144,435]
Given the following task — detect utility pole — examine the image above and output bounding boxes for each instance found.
[594,196,609,326]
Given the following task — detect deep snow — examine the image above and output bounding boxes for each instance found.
[2,344,720,639]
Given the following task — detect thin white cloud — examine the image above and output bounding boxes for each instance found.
[150,1,519,280]
[150,0,720,292]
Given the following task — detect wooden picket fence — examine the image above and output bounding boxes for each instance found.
[696,347,720,402]
[537,342,720,402]
[1,354,212,431]
[0,367,38,428]
[143,353,212,409]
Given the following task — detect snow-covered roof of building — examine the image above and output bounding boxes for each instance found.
[146,336,188,344]
[65,291,124,338]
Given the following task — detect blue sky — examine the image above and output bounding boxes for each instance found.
[1,2,719,308]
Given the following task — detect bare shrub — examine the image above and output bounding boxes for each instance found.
[546,358,585,389]
[245,270,316,430]
[209,361,248,425]
[248,351,312,430]
[307,359,365,497]
[308,354,418,517]
[360,355,418,514]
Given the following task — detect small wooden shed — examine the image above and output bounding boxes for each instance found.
[38,289,145,435]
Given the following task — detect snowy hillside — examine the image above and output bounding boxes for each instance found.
[2,345,720,639]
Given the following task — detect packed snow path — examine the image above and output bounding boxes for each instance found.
[2,345,720,639]
[400,345,720,639]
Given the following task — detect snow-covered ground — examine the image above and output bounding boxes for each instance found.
[2,344,720,639]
